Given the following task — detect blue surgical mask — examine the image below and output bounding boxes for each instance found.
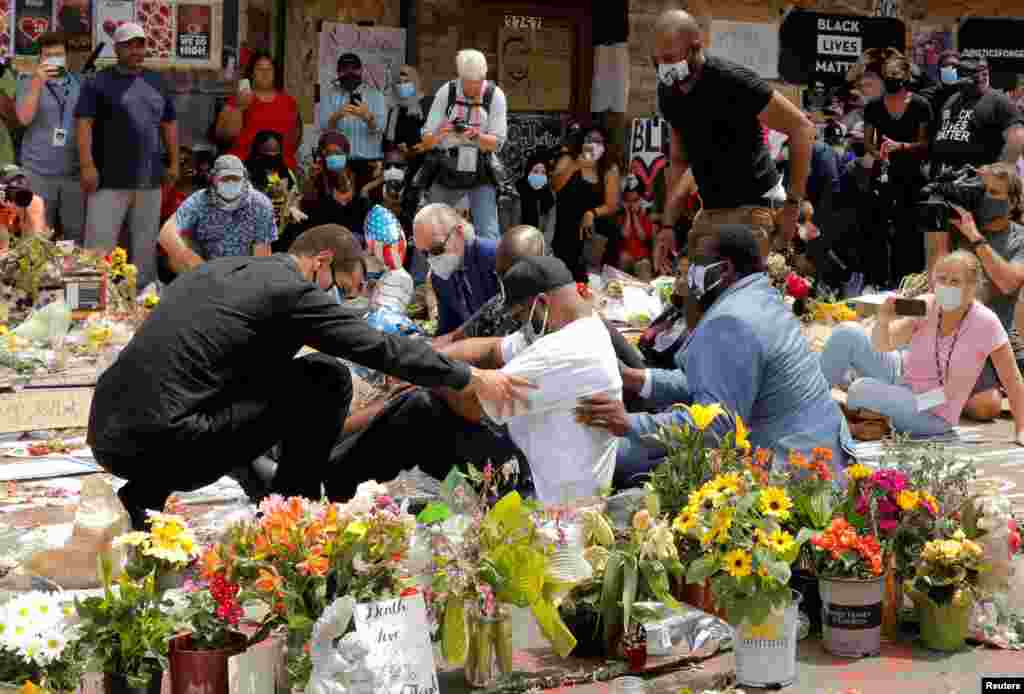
[940,66,958,85]
[216,180,244,200]
[527,173,547,190]
[325,154,347,172]
[396,81,416,99]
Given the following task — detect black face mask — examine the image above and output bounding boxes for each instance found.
[338,74,361,91]
[850,143,866,158]
[193,172,211,188]
[883,77,907,94]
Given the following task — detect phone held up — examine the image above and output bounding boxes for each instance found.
[893,298,927,317]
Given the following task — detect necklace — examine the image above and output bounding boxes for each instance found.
[934,305,971,386]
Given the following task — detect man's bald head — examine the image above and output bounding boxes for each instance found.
[655,9,701,40]
[496,225,546,275]
[653,10,703,74]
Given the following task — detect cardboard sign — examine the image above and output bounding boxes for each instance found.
[353,592,438,694]
[710,20,779,79]
[778,10,905,86]
[0,387,93,433]
[627,117,670,202]
[318,22,406,102]
[176,3,210,60]
[15,0,52,56]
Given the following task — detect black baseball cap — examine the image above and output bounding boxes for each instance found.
[501,256,575,305]
[337,53,362,69]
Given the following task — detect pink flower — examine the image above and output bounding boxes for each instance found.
[878,498,898,515]
[786,272,811,300]
[375,495,394,509]
[879,519,897,533]
[870,469,908,494]
[855,493,869,516]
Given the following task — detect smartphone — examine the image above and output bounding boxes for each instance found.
[893,298,927,317]
[238,78,251,93]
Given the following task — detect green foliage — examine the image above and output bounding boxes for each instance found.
[74,556,174,688]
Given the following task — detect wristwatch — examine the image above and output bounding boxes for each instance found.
[970,238,989,251]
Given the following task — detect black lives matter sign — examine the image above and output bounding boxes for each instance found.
[778,10,905,86]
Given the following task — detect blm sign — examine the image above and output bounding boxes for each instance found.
[778,10,906,87]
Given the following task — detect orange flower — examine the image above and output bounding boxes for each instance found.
[254,566,284,594]
[788,451,811,470]
[297,547,329,577]
[755,448,773,466]
[253,533,273,560]
[811,447,834,463]
[200,546,223,579]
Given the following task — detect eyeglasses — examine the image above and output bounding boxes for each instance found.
[429,229,455,257]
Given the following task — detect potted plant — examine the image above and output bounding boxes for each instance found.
[205,483,414,692]
[558,508,617,657]
[676,471,810,688]
[166,577,251,694]
[113,511,201,592]
[0,591,85,693]
[75,556,175,694]
[905,527,987,651]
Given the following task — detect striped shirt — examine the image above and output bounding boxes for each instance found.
[318,84,387,161]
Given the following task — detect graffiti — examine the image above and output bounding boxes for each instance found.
[496,113,565,186]
[874,0,900,19]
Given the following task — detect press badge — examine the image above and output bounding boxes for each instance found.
[916,387,947,412]
[52,128,67,147]
[456,146,478,173]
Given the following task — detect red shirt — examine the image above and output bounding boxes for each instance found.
[226,92,300,170]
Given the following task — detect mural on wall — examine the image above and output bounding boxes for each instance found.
[497,16,573,112]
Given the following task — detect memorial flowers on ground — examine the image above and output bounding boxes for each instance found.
[0,591,84,691]
[113,511,201,578]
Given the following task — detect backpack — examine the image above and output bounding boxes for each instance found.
[434,80,500,190]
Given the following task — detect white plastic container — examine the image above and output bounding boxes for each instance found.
[734,590,802,688]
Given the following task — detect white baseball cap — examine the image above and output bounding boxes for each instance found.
[114,22,146,44]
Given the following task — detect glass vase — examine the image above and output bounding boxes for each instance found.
[464,604,513,688]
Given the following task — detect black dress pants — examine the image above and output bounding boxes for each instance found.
[95,354,353,529]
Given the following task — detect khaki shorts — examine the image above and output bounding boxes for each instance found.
[689,205,776,260]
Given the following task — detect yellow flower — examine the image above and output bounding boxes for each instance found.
[632,509,652,531]
[0,325,7,336]
[754,528,771,546]
[692,487,725,511]
[768,529,796,555]
[112,531,149,548]
[702,508,735,546]
[962,539,984,558]
[952,529,966,541]
[124,264,138,280]
[940,540,962,561]
[143,294,160,309]
[111,247,128,267]
[735,415,751,451]
[760,487,793,520]
[718,471,742,496]
[897,490,920,511]
[847,464,872,481]
[673,508,698,534]
[20,682,43,694]
[686,402,725,431]
[723,549,753,578]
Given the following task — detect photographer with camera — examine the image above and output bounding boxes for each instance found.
[927,57,1024,268]
[420,50,507,242]
[0,165,48,255]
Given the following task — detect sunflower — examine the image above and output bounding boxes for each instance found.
[768,529,796,555]
[673,508,698,533]
[760,487,793,520]
[847,463,872,481]
[734,415,751,451]
[723,548,753,578]
[718,471,743,496]
[754,528,771,546]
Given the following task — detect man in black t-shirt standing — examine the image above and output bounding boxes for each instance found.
[927,57,1024,268]
[651,9,817,312]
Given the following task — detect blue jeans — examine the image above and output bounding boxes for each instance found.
[819,324,952,437]
[429,183,500,240]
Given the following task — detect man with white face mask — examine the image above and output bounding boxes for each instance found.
[16,32,84,243]
[157,154,277,276]
[413,202,500,336]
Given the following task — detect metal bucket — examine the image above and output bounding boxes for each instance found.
[820,576,884,657]
[734,590,802,688]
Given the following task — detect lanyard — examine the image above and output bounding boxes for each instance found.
[45,79,70,124]
[934,304,971,386]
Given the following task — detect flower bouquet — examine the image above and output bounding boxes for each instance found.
[906,528,987,651]
[420,472,579,686]
[113,512,201,590]
[204,485,414,691]
[76,247,138,316]
[675,471,809,687]
[74,556,176,694]
[0,592,84,692]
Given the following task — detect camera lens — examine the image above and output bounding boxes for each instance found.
[9,187,32,208]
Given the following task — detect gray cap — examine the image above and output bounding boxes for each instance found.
[211,155,247,179]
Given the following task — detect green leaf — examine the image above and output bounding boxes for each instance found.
[416,502,451,525]
[795,527,818,546]
[640,560,680,609]
[600,552,625,643]
[767,559,791,586]
[686,555,718,585]
[665,558,685,582]
[622,556,638,633]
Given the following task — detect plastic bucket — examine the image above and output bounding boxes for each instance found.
[734,590,802,688]
[820,576,884,657]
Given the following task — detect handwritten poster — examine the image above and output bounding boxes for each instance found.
[55,0,91,51]
[318,22,406,98]
[176,3,210,60]
[353,593,438,694]
[710,20,779,79]
[627,117,671,201]
[93,0,132,59]
[15,0,52,56]
[497,112,563,186]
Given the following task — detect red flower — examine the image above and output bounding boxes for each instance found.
[785,272,811,300]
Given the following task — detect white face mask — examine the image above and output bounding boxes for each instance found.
[589,143,605,161]
[934,284,963,311]
[42,56,66,70]
[658,60,690,87]
[428,253,461,280]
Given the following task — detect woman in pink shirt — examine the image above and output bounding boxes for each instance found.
[821,251,1024,442]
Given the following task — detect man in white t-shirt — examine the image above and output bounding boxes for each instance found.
[328,256,621,503]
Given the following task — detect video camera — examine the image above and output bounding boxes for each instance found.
[917,166,988,231]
